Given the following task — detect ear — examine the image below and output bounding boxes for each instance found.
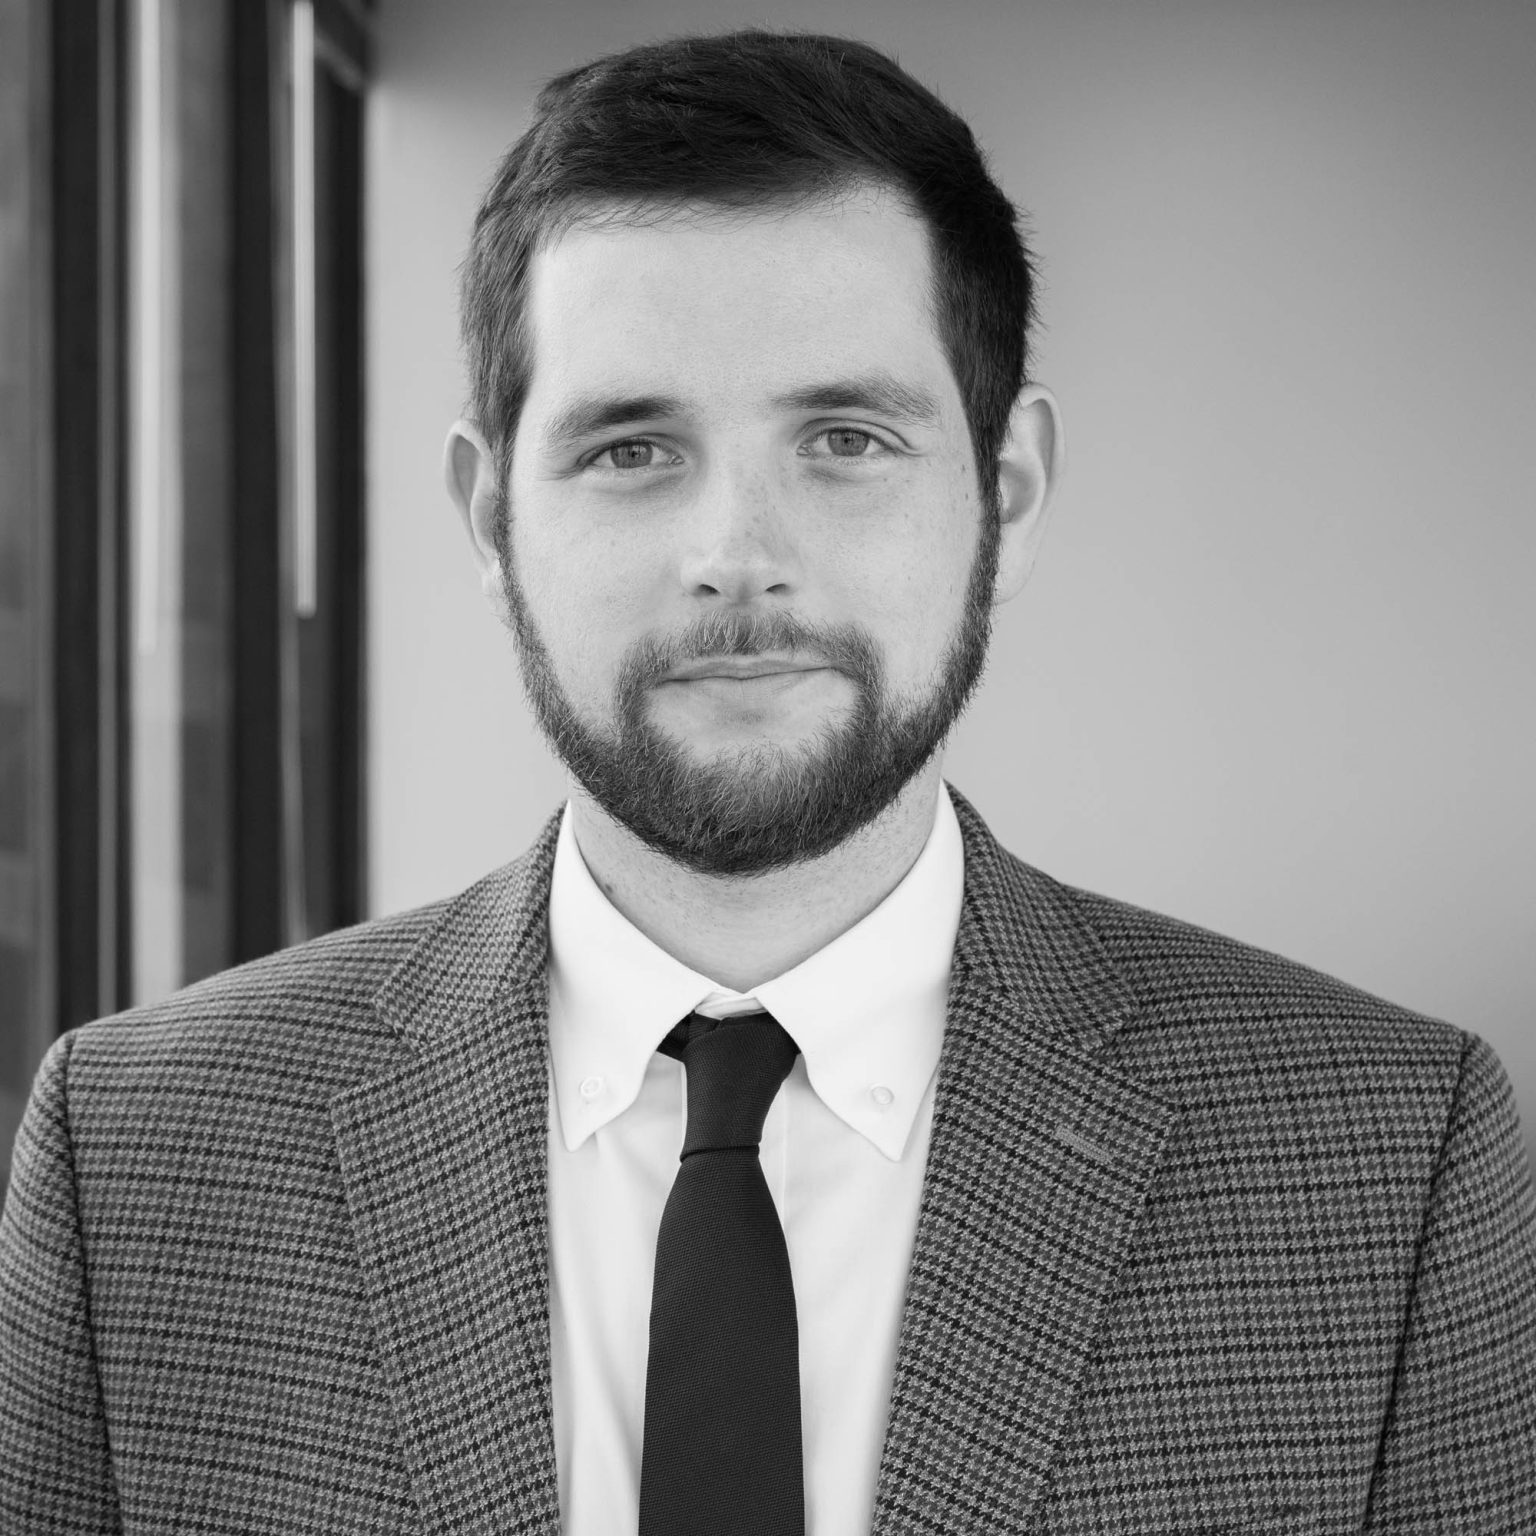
[443,418,511,621]
[991,384,1064,605]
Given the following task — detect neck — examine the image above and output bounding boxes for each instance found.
[566,761,946,992]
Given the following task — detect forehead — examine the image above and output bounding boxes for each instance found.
[521,188,956,415]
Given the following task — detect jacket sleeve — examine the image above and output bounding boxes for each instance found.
[1366,1032,1536,1530]
[0,1033,121,1531]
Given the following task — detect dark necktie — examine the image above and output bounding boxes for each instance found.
[639,1010,805,1536]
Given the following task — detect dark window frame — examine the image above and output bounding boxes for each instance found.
[1,0,370,1187]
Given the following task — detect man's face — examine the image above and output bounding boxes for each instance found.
[499,188,999,875]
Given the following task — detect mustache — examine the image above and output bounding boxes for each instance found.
[621,610,882,689]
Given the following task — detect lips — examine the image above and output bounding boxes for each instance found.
[661,656,825,682]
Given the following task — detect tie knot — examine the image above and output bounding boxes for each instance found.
[663,1011,800,1158]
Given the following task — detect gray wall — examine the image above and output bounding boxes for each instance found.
[367,0,1536,1138]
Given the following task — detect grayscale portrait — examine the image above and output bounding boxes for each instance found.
[3,3,1533,1532]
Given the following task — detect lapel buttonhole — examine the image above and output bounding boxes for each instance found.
[1054,1122,1114,1166]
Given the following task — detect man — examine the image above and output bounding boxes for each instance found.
[2,28,1533,1535]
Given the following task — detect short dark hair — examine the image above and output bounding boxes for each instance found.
[460,30,1037,503]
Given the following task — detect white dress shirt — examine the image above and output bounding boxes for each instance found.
[545,784,965,1535]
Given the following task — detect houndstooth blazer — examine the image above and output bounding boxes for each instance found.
[3,789,1534,1533]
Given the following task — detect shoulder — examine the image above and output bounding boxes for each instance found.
[37,805,564,1140]
[1042,866,1480,1146]
[48,887,463,1122]
[1064,874,1453,1040]
[1064,872,1455,1041]
[19,876,537,1229]
[950,786,1478,1112]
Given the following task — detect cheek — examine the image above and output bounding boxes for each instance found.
[514,525,666,699]
[857,469,981,650]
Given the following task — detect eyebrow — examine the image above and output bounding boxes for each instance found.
[542,394,685,453]
[768,374,944,427]
[540,372,944,453]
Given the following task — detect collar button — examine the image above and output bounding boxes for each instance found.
[869,1084,895,1109]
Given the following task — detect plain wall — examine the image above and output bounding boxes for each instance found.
[367,0,1536,1139]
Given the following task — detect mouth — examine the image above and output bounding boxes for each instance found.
[660,655,828,683]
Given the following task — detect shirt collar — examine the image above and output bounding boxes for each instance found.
[546,784,964,1160]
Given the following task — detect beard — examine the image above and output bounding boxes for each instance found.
[496,498,999,876]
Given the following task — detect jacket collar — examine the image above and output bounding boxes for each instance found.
[370,809,562,1047]
[334,789,1175,1534]
[330,814,564,1535]
[366,786,1141,1056]
[870,789,1177,1533]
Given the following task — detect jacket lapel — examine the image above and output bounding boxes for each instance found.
[872,791,1179,1534]
[325,791,1174,1533]
[329,817,563,1536]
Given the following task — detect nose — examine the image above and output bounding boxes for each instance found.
[678,462,798,604]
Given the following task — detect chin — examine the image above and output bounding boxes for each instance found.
[646,696,856,757]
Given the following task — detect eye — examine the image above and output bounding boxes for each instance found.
[802,425,896,463]
[596,439,659,470]
[823,428,874,457]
